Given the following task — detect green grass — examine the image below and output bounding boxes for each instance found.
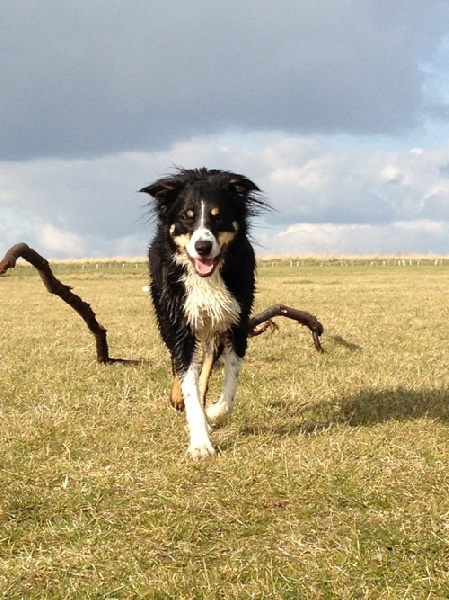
[2,259,449,598]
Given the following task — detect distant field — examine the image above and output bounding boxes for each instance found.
[1,259,449,598]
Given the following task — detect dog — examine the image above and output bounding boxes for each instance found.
[140,168,267,458]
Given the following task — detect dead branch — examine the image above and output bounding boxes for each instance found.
[0,242,138,364]
[248,304,324,352]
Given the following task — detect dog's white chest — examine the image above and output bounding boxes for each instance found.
[182,271,241,341]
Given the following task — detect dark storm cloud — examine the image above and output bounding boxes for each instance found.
[2,0,449,160]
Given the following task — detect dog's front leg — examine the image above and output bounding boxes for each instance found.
[181,362,216,459]
[206,345,243,427]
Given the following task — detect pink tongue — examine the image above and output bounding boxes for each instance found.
[194,258,215,276]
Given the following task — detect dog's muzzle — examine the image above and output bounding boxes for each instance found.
[191,240,218,277]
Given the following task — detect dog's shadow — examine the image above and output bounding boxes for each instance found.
[239,387,449,439]
[335,387,449,426]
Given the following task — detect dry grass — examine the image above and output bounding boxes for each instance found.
[1,260,449,598]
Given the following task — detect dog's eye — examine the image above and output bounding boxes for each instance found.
[182,211,195,224]
[210,209,221,222]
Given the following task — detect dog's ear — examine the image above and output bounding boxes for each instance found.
[139,177,180,199]
[222,173,268,217]
[225,174,260,198]
[140,177,184,222]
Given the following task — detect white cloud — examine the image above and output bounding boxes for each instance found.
[2,133,449,258]
[38,224,86,257]
[260,220,448,256]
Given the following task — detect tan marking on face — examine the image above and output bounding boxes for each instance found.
[232,221,239,231]
[186,209,194,218]
[170,374,184,412]
[169,224,176,235]
[172,232,192,250]
[211,207,220,217]
[218,231,236,246]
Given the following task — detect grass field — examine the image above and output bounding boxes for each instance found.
[1,258,449,598]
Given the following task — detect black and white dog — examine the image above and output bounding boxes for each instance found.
[140,168,267,458]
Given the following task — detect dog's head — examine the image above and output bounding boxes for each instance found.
[141,168,266,277]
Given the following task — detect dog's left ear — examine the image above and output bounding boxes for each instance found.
[226,174,260,198]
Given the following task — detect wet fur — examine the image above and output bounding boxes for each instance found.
[140,168,266,458]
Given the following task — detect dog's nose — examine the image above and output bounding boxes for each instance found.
[194,240,213,256]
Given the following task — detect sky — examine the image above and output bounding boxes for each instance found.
[2,1,449,258]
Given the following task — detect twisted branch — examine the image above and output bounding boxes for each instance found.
[0,242,138,364]
[249,304,324,352]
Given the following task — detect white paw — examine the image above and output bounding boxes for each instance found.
[187,443,217,460]
[206,401,233,428]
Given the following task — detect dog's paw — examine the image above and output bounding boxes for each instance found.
[187,443,217,460]
[170,396,185,412]
[206,401,233,428]
[170,377,185,412]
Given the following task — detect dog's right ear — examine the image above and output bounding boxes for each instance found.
[139,178,180,199]
[140,178,183,221]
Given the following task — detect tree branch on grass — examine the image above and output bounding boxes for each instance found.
[248,304,324,352]
[0,242,139,364]
[0,242,324,362]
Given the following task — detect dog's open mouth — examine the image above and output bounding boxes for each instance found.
[192,257,219,277]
